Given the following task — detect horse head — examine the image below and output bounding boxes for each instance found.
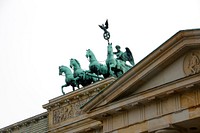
[86,49,91,59]
[59,65,67,75]
[59,65,73,76]
[107,43,113,55]
[59,65,78,94]
[70,58,81,69]
[86,49,97,63]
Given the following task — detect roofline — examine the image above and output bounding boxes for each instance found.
[0,112,48,131]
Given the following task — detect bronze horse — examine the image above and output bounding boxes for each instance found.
[59,65,78,94]
[86,49,109,78]
[106,43,132,77]
[70,58,100,87]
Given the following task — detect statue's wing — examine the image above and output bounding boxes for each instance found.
[99,25,104,30]
[125,47,135,66]
[105,19,109,29]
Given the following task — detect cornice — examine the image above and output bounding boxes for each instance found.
[43,77,115,110]
[87,74,200,119]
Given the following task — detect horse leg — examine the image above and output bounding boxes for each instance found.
[72,86,75,91]
[108,64,115,77]
[116,70,123,77]
[61,84,67,95]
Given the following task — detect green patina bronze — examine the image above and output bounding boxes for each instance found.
[59,65,78,95]
[86,49,109,78]
[106,43,132,77]
[70,58,100,87]
[59,20,135,94]
[99,19,110,43]
[113,45,135,66]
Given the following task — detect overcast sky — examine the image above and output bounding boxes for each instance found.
[0,0,200,128]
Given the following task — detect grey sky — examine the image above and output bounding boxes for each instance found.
[0,0,200,128]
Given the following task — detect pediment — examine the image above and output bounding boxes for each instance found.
[82,29,200,113]
[133,51,198,94]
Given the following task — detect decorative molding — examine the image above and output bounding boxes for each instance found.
[183,50,200,76]
[155,129,180,133]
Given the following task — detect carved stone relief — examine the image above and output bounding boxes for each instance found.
[53,97,90,124]
[183,50,200,76]
[53,104,72,124]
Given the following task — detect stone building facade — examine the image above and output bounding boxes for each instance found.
[1,29,200,133]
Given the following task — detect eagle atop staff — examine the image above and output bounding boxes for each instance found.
[99,19,109,32]
[99,19,110,42]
